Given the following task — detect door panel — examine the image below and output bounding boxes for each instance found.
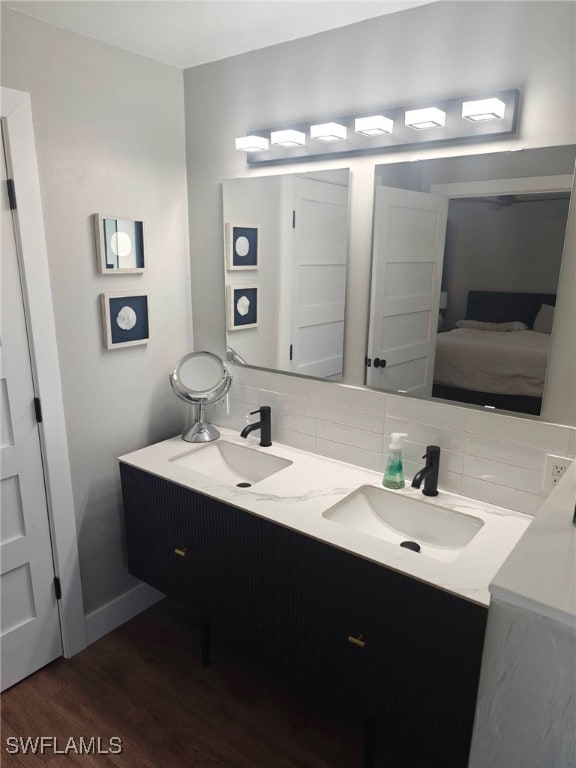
[368,186,448,396]
[290,177,349,379]
[0,127,62,691]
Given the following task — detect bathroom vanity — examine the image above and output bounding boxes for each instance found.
[119,430,531,766]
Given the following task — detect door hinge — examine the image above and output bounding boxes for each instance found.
[365,357,372,368]
[289,344,293,361]
[7,179,17,210]
[34,397,43,423]
[54,577,62,600]
[292,210,296,228]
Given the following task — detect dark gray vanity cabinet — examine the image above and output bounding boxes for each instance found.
[121,464,263,648]
[120,464,487,766]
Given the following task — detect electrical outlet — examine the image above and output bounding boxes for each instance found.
[543,454,573,492]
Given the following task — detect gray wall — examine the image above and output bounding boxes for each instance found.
[184,0,576,422]
[1,9,193,614]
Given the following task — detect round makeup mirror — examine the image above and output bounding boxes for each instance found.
[169,351,232,442]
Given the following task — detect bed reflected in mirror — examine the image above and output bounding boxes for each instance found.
[368,146,574,415]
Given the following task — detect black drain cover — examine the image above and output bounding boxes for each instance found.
[236,482,252,488]
[400,540,421,553]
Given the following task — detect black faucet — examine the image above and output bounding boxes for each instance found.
[411,445,441,497]
[240,406,272,447]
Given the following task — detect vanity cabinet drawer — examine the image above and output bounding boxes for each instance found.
[121,465,263,646]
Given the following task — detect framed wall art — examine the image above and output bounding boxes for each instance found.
[225,223,259,270]
[94,214,145,274]
[100,291,149,349]
[226,285,258,330]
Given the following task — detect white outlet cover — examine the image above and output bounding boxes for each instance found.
[543,454,573,493]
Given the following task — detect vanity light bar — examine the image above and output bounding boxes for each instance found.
[238,89,519,164]
[355,115,394,136]
[462,97,506,122]
[405,107,446,130]
[270,129,306,147]
[310,122,347,142]
[235,135,269,152]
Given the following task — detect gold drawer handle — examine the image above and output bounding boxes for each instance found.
[347,634,365,649]
[174,548,187,557]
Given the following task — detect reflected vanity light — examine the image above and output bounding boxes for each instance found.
[310,122,347,142]
[462,98,506,122]
[235,135,269,152]
[355,115,394,136]
[405,107,446,130]
[270,129,306,147]
[439,291,448,310]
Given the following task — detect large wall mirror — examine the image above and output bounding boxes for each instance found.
[221,145,574,418]
[222,169,350,380]
[368,145,575,415]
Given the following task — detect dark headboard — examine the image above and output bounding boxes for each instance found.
[466,291,556,329]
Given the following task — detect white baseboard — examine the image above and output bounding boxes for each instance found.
[85,582,164,646]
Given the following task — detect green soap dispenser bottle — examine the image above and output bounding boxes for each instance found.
[383,432,408,489]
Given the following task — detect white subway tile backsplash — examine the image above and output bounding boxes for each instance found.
[386,395,468,431]
[221,369,574,513]
[317,401,385,434]
[315,438,382,472]
[316,381,386,413]
[466,434,547,471]
[229,382,259,405]
[259,371,317,400]
[230,364,260,388]
[316,419,384,453]
[259,390,316,418]
[385,416,466,453]
[391,436,464,474]
[461,477,543,516]
[271,410,315,436]
[568,429,576,457]
[273,427,316,452]
[466,411,571,453]
[463,455,545,496]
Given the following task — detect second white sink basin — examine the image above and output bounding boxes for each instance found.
[170,440,293,485]
[322,485,484,562]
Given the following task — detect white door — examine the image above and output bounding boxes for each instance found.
[1,127,62,691]
[367,185,448,396]
[289,177,349,379]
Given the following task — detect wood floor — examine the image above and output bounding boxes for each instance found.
[2,599,369,768]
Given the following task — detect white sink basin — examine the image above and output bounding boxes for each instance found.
[170,440,292,485]
[322,485,484,562]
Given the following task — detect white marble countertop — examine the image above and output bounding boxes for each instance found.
[490,461,576,629]
[119,429,532,608]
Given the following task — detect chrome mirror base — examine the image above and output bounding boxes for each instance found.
[182,421,221,443]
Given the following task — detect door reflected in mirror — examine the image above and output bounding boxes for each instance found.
[368,146,575,415]
[222,169,350,380]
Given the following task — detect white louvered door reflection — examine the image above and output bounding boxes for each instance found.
[0,125,62,691]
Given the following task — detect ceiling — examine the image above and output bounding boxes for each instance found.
[4,0,436,69]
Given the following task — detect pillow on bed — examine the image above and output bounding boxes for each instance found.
[455,319,528,332]
[532,304,555,333]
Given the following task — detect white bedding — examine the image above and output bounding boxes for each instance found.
[434,329,550,397]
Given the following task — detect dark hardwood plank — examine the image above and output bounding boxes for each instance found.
[2,600,363,768]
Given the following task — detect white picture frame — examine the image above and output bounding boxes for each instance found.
[226,285,258,330]
[100,291,150,349]
[94,214,146,274]
[225,223,259,271]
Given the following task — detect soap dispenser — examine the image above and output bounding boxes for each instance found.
[383,433,408,489]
